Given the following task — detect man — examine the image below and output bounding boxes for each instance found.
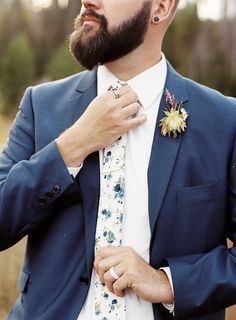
[1,0,236,319]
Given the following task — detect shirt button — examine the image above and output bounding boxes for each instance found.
[38,198,47,207]
[45,192,53,200]
[53,185,61,194]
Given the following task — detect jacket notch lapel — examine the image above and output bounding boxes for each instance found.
[68,68,97,124]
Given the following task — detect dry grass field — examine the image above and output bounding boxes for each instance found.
[0,115,27,318]
[0,116,236,319]
[0,116,11,150]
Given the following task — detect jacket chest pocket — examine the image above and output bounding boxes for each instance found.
[176,178,226,203]
[174,179,227,249]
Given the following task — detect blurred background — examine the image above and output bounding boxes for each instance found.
[0,0,236,318]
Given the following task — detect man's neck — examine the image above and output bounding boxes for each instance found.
[105,46,162,81]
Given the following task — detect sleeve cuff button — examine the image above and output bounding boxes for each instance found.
[53,185,61,194]
[45,192,53,200]
[38,198,47,207]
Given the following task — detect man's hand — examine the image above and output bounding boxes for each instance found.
[56,85,146,167]
[94,246,174,304]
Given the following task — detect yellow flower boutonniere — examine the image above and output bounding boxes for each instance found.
[160,89,189,138]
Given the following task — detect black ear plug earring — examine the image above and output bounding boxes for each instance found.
[153,16,160,23]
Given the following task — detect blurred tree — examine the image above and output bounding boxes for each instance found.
[164,3,201,78]
[0,33,36,115]
[194,20,229,94]
[0,0,31,55]
[47,42,82,80]
[29,0,81,77]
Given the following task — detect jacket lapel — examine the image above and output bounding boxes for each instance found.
[148,62,188,235]
[68,69,100,275]
[68,68,97,123]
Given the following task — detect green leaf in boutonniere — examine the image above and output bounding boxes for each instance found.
[160,89,189,138]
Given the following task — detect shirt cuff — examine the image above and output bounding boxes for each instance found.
[159,267,175,314]
[67,163,83,178]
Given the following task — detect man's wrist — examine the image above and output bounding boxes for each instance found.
[157,269,174,304]
[55,129,89,167]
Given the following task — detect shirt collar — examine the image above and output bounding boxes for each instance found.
[97,53,167,108]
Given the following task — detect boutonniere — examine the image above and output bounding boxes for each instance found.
[160,89,189,138]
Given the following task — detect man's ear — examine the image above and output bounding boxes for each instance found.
[151,0,175,25]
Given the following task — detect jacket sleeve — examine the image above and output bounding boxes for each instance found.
[0,87,75,251]
[166,135,236,319]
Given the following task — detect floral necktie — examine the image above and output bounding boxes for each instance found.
[94,133,126,320]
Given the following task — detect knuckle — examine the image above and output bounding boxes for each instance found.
[116,120,125,132]
[104,272,110,282]
[98,247,104,255]
[132,92,139,101]
[126,270,132,278]
[135,103,140,111]
[97,260,103,270]
[108,285,114,293]
[127,91,136,101]
[122,86,129,94]
[130,119,139,129]
[113,282,119,291]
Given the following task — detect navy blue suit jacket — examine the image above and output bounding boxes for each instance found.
[1,63,236,320]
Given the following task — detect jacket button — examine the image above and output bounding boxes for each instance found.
[53,185,61,194]
[80,276,89,285]
[45,192,53,200]
[38,198,47,207]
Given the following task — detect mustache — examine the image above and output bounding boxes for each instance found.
[75,9,107,29]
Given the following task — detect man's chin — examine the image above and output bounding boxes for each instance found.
[80,24,100,36]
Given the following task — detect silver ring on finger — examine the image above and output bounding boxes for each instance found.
[109,86,120,99]
[109,266,120,280]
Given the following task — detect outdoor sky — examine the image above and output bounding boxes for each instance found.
[31,0,236,20]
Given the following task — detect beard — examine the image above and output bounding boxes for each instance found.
[69,1,152,70]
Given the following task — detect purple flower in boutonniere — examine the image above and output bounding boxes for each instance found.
[160,89,189,138]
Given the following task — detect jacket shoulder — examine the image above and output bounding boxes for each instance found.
[180,76,236,137]
[184,76,236,111]
[31,70,88,98]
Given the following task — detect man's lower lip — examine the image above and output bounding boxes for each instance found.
[83,20,99,27]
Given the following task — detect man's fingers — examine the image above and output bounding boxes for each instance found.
[97,255,121,272]
[96,256,121,282]
[113,274,127,297]
[125,114,147,130]
[106,88,138,109]
[118,90,139,108]
[121,102,141,119]
[94,251,103,272]
[103,265,123,293]
[97,246,130,258]
[108,84,130,100]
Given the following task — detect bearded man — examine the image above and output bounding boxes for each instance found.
[1,0,236,319]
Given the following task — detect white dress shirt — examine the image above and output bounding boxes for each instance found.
[73,54,173,319]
